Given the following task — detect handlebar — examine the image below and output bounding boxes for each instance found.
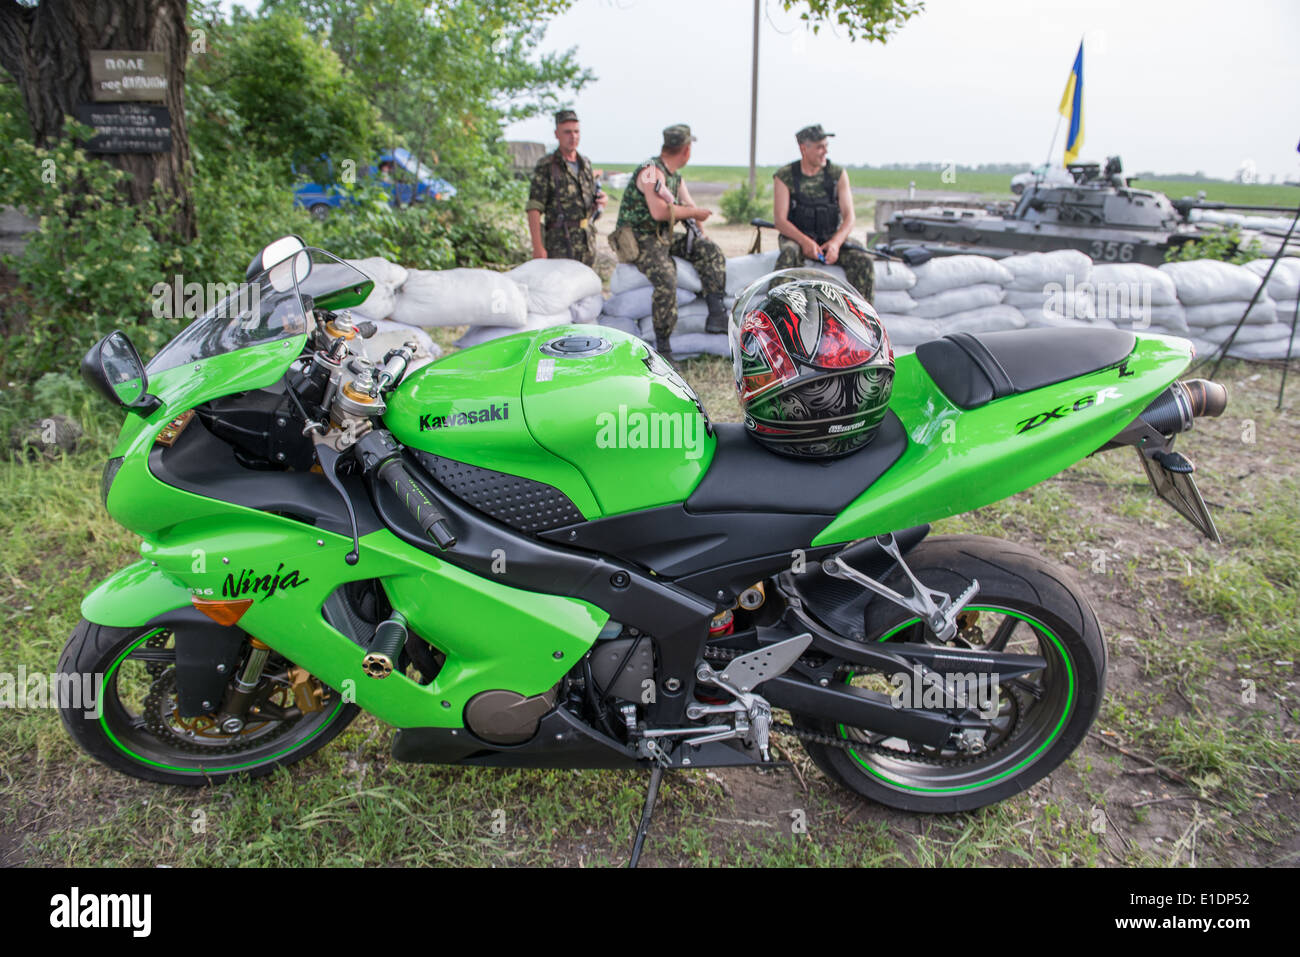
[354,430,456,549]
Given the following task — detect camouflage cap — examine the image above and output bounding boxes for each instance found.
[795,124,835,144]
[554,109,579,125]
[662,124,698,148]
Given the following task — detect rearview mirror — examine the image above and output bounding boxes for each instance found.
[245,234,312,292]
[80,331,162,416]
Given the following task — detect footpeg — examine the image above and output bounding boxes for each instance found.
[362,613,407,679]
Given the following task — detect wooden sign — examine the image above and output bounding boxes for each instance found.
[74,103,172,153]
[89,50,168,102]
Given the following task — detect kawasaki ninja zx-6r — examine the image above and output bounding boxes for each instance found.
[61,237,1227,850]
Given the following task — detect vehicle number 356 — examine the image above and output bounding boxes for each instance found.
[1089,240,1135,262]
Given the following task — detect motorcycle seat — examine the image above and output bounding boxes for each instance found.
[915,328,1136,410]
[685,411,908,515]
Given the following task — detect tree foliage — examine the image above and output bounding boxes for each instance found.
[780,0,925,43]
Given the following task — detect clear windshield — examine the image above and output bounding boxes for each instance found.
[148,248,372,373]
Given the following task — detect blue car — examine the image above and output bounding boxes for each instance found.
[293,148,457,220]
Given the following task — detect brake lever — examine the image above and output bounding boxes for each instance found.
[313,440,362,566]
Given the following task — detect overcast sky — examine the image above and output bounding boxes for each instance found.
[503,0,1300,181]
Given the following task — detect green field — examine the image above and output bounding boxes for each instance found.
[599,163,1300,206]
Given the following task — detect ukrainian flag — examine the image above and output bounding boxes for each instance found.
[1058,42,1084,166]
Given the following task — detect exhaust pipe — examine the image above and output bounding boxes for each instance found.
[1137,378,1227,437]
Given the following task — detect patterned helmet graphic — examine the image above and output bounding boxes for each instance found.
[729,269,894,459]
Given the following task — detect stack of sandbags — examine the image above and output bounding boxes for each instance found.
[1243,258,1300,323]
[725,251,779,297]
[393,267,528,330]
[1159,260,1280,357]
[346,256,409,321]
[601,258,709,340]
[508,258,604,326]
[893,255,1022,341]
[998,250,1104,328]
[450,260,603,349]
[1089,263,1186,335]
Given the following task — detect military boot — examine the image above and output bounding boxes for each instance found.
[655,336,684,372]
[704,292,728,335]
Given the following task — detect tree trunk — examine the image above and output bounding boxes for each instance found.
[0,0,195,241]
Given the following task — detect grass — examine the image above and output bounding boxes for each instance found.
[599,163,1300,207]
[1,355,1296,867]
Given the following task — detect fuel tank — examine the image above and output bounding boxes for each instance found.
[384,326,716,520]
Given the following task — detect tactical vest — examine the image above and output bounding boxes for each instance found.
[787,161,839,245]
[617,157,680,237]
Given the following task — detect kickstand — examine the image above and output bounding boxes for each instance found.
[627,764,664,869]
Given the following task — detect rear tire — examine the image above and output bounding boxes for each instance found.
[797,535,1105,812]
[58,619,359,787]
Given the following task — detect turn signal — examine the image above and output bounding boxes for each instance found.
[192,597,254,626]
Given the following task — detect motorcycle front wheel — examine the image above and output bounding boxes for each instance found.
[58,619,359,786]
[796,535,1106,813]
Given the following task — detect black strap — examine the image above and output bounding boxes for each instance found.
[947,332,1015,399]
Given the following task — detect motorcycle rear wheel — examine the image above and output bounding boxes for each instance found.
[796,535,1106,813]
[58,619,359,786]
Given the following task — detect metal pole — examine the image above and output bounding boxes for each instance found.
[748,0,760,198]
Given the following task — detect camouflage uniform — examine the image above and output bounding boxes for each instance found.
[526,149,599,267]
[616,155,726,341]
[774,159,874,303]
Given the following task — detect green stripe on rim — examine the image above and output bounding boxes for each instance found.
[99,629,346,774]
[837,608,1075,793]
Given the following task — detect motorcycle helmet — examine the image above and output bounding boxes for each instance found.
[729,268,894,459]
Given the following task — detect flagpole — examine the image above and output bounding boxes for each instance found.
[1044,112,1064,168]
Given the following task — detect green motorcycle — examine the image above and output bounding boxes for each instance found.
[60,237,1227,861]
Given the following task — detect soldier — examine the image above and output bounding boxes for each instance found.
[526,109,607,266]
[611,124,728,365]
[773,124,874,303]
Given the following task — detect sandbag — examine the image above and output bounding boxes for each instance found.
[912,283,1005,320]
[602,285,696,319]
[872,290,918,314]
[909,255,1014,299]
[1021,312,1103,330]
[999,250,1093,292]
[569,292,604,324]
[453,310,570,350]
[880,315,945,347]
[346,256,409,290]
[393,268,528,328]
[638,300,710,338]
[669,332,731,358]
[350,282,397,321]
[1094,298,1186,333]
[1198,321,1293,346]
[725,251,779,296]
[609,257,703,295]
[1091,263,1178,306]
[1273,298,1299,322]
[938,304,1027,335]
[1159,260,1262,305]
[1008,289,1096,320]
[1184,298,1277,328]
[507,258,602,314]
[367,319,441,370]
[1242,258,1300,302]
[874,260,917,292]
[1224,335,1300,360]
[597,314,642,337]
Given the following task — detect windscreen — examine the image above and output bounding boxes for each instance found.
[147,248,371,373]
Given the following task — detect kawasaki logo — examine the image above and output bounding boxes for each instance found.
[420,402,509,432]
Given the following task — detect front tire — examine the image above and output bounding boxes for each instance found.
[798,535,1106,812]
[58,619,359,787]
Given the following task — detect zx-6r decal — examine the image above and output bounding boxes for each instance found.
[1016,387,1123,435]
